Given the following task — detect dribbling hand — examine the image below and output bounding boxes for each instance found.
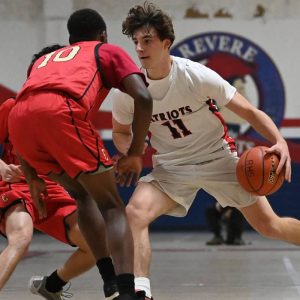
[265,140,291,182]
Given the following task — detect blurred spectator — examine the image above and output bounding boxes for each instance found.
[205,202,246,245]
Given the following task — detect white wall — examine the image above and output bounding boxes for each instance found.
[1,0,299,139]
[1,0,299,88]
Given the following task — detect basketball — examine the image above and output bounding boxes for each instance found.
[236,146,285,196]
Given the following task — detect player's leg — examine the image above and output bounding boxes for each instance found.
[126,182,178,299]
[0,204,33,290]
[31,210,97,296]
[47,172,120,298]
[201,154,300,245]
[56,211,95,281]
[202,179,298,244]
[49,172,110,258]
[240,197,300,244]
[65,211,118,299]
[50,170,135,298]
[78,168,138,297]
[29,192,117,300]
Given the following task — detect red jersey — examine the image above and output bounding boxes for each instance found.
[0,99,77,245]
[18,42,145,111]
[0,98,17,165]
[0,98,14,144]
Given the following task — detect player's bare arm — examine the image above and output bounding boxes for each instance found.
[115,74,153,186]
[226,91,291,181]
[112,118,132,155]
[112,118,148,156]
[121,74,152,156]
[18,156,48,219]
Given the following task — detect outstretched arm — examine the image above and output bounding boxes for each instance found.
[121,74,152,156]
[18,156,48,219]
[226,92,291,182]
[112,118,148,184]
[114,74,152,186]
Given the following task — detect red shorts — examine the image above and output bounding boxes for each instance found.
[9,91,113,179]
[0,179,77,245]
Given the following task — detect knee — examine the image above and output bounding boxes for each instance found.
[126,203,150,229]
[8,230,32,252]
[18,235,32,252]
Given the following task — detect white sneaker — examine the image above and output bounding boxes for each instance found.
[29,276,72,300]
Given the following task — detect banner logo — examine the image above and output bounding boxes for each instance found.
[171,32,285,154]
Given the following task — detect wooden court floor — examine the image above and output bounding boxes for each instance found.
[1,231,300,300]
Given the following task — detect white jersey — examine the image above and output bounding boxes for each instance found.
[112,56,237,167]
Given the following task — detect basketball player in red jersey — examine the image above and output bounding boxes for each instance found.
[0,97,96,299]
[8,8,153,300]
[1,45,116,300]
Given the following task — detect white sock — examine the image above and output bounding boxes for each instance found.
[135,277,152,298]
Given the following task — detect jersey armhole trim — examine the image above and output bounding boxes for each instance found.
[94,43,111,90]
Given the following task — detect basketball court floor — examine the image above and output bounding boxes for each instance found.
[1,231,300,300]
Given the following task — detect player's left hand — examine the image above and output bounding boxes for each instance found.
[265,140,291,182]
[1,164,23,183]
[28,176,48,219]
[115,155,143,187]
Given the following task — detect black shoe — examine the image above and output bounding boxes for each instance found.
[226,237,246,245]
[136,290,154,300]
[206,236,224,245]
[104,280,119,300]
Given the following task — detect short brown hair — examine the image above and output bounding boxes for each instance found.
[122,2,175,45]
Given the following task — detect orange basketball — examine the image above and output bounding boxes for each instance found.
[236,146,285,196]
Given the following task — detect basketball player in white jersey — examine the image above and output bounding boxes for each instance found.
[111,3,297,300]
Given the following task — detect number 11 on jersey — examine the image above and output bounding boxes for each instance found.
[162,119,192,139]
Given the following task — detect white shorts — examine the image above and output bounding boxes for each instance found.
[140,154,261,217]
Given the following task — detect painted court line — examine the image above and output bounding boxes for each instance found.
[283,256,300,296]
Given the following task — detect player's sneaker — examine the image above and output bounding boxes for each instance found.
[29,276,73,300]
[104,280,119,300]
[135,290,153,300]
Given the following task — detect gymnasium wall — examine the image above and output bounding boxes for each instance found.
[1,0,300,229]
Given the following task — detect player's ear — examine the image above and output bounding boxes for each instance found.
[99,30,107,43]
[163,38,172,50]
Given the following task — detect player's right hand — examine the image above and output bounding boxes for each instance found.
[265,140,291,182]
[115,155,143,187]
[28,177,48,219]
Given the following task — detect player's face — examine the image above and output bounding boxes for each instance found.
[132,26,171,69]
